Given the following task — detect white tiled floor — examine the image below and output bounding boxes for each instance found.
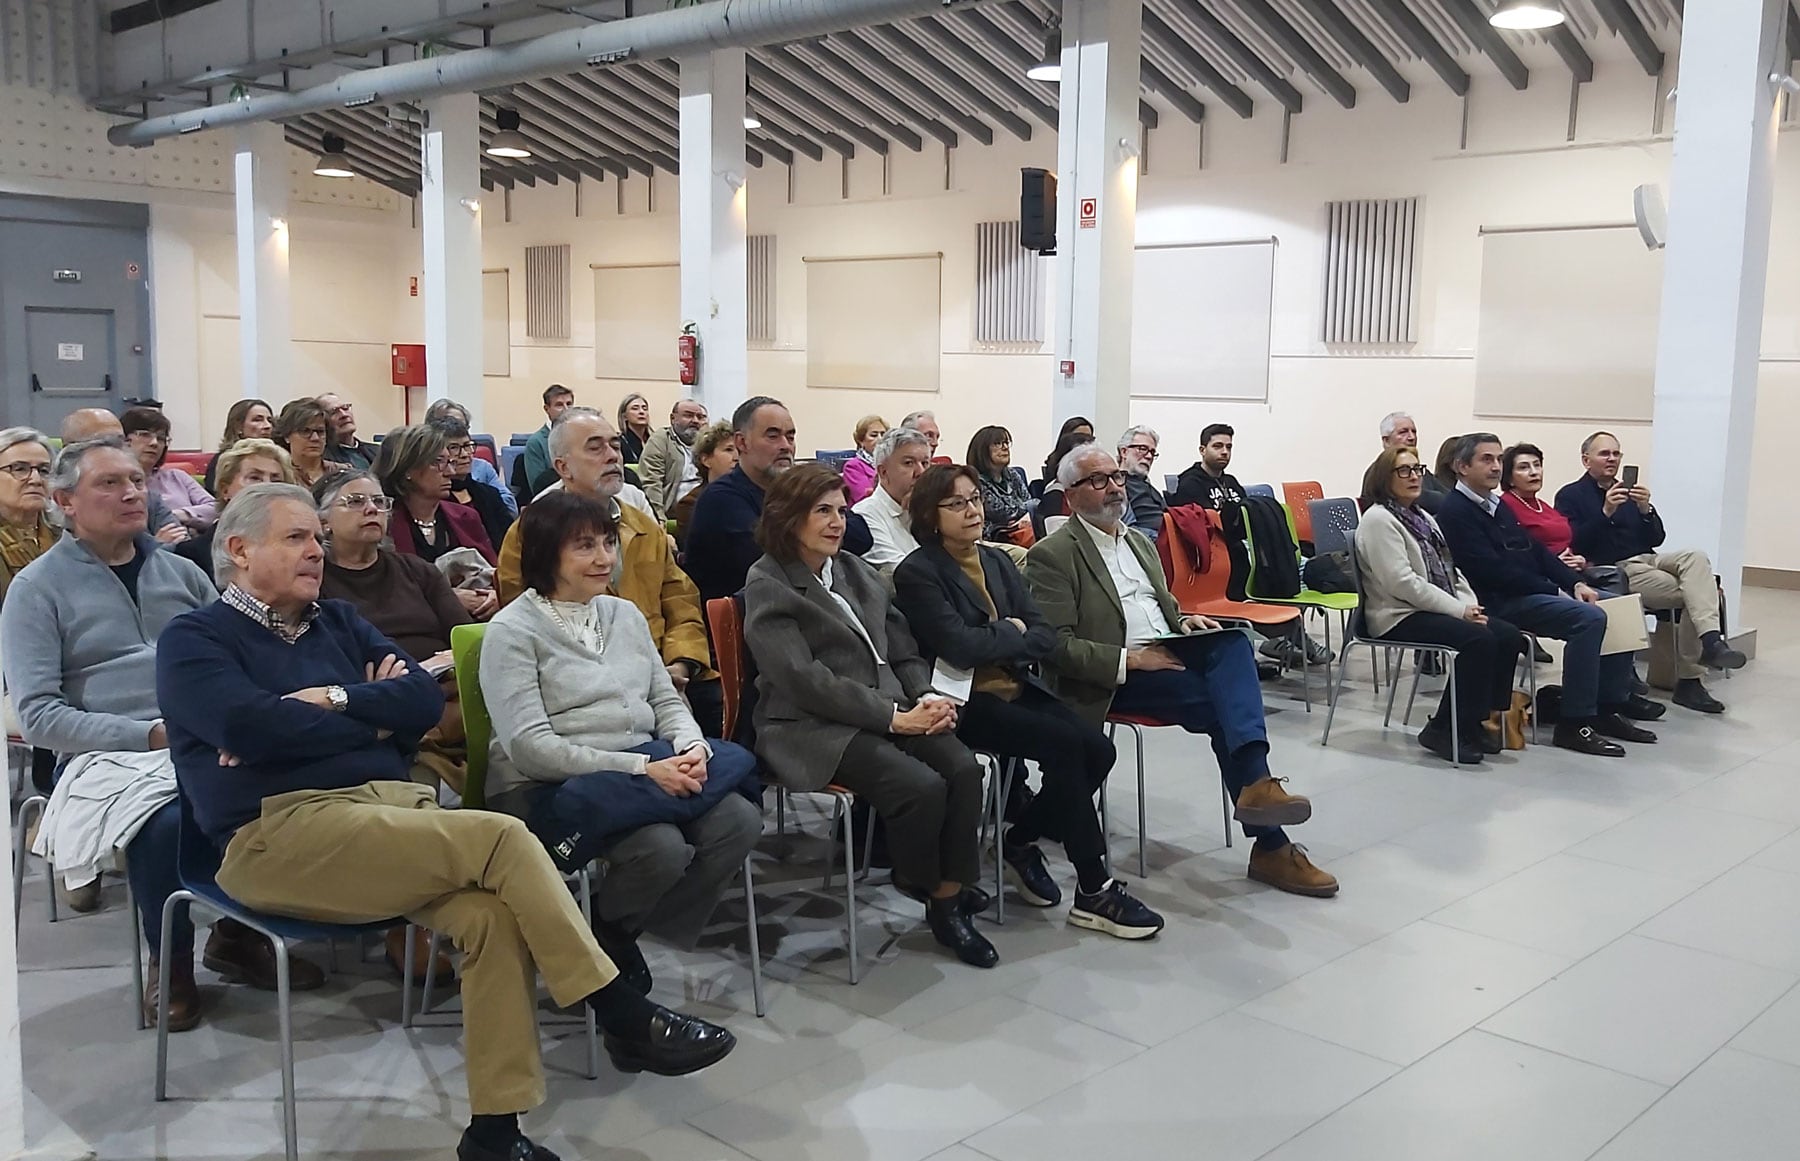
[14,587,1800,1161]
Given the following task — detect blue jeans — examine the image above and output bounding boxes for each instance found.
[128,800,191,959]
[1108,632,1285,847]
[1487,592,1629,719]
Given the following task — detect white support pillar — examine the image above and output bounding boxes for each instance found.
[679,49,750,420]
[1649,0,1787,620]
[233,122,291,403]
[1051,0,1141,445]
[421,92,486,431]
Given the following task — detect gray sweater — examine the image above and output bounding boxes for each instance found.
[0,532,216,753]
[480,590,705,799]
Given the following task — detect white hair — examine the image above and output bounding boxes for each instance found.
[1379,411,1414,439]
[548,406,606,462]
[873,426,931,467]
[900,410,936,429]
[1116,424,1159,450]
[214,482,315,583]
[49,436,130,495]
[1058,443,1113,488]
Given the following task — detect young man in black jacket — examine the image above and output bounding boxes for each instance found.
[1435,433,1663,757]
[1555,432,1745,714]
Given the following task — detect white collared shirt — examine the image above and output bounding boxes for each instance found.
[675,443,701,500]
[853,484,919,570]
[817,556,885,666]
[1456,480,1500,516]
[1078,515,1175,684]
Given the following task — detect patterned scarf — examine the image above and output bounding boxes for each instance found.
[0,514,55,579]
[1387,501,1457,596]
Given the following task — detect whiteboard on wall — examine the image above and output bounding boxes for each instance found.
[593,263,680,382]
[1130,240,1275,402]
[805,254,942,392]
[482,269,511,378]
[1474,225,1663,422]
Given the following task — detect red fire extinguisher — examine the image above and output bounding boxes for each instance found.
[678,324,699,387]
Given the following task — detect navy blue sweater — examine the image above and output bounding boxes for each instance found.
[683,465,873,601]
[156,599,445,846]
[1553,474,1666,566]
[1435,488,1580,605]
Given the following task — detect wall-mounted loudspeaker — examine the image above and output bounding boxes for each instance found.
[1021,167,1057,254]
[1633,183,1667,251]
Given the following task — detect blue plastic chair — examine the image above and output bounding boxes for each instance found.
[154,794,410,1161]
[1246,483,1276,499]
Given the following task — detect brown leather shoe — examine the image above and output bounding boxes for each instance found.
[1233,777,1312,828]
[145,957,203,1032]
[203,918,326,992]
[386,927,456,988]
[1486,710,1527,752]
[1247,843,1339,898]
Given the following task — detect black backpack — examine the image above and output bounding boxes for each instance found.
[1243,495,1303,600]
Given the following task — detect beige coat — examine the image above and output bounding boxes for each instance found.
[1353,503,1478,638]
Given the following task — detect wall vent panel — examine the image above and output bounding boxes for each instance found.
[1322,197,1419,345]
[974,220,1045,344]
[747,234,776,345]
[524,243,570,340]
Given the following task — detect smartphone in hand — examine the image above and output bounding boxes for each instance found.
[1621,465,1639,489]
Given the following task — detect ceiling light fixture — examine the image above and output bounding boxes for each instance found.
[312,132,355,178]
[1489,1,1565,30]
[486,108,533,159]
[1027,20,1061,83]
[743,113,762,130]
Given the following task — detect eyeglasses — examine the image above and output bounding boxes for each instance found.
[937,494,985,514]
[0,462,51,481]
[333,494,393,512]
[444,441,475,455]
[299,427,328,439]
[427,457,452,472]
[1077,471,1129,490]
[128,431,168,444]
[1123,444,1159,460]
[1393,464,1428,479]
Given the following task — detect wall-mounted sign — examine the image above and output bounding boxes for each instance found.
[409,276,419,297]
[1078,198,1097,229]
[53,269,81,283]
[57,343,84,361]
[125,261,142,279]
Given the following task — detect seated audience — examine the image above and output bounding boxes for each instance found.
[1500,443,1588,572]
[1431,435,1461,493]
[1,427,63,794]
[1033,429,1095,534]
[62,408,185,543]
[1555,431,1744,713]
[638,398,710,522]
[1355,448,1527,764]
[521,384,576,501]
[618,392,653,466]
[122,406,216,530]
[497,408,724,738]
[672,420,735,550]
[1380,411,1451,514]
[900,409,942,459]
[1117,425,1168,542]
[202,398,274,493]
[155,483,735,1161]
[895,466,1162,938]
[316,392,380,470]
[273,398,345,489]
[1043,416,1095,484]
[376,423,498,569]
[1436,433,1663,756]
[1024,445,1337,897]
[745,465,997,968]
[431,416,514,552]
[424,398,517,514]
[968,425,1033,546]
[174,438,296,584]
[1,438,317,1030]
[483,491,761,993]
[841,415,887,505]
[853,426,933,572]
[685,396,871,602]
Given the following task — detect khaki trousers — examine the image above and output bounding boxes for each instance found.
[1621,549,1720,680]
[216,781,618,1115]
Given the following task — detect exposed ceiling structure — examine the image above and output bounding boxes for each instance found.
[43,1,1800,198]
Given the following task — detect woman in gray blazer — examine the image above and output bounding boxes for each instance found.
[743,465,997,970]
[1355,447,1526,764]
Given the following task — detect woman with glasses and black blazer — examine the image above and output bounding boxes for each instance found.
[893,465,1164,940]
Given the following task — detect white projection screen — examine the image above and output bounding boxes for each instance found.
[805,254,942,392]
[1130,239,1276,402]
[593,263,681,382]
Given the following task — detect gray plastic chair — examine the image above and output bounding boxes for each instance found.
[1308,498,1361,556]
[1246,483,1276,499]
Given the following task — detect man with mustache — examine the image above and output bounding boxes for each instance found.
[637,398,710,522]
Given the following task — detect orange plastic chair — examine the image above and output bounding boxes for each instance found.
[1282,481,1325,545]
[1162,511,1302,633]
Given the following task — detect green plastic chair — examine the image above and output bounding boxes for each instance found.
[449,623,490,808]
[1243,504,1359,706]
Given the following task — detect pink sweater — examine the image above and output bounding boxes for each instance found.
[149,466,218,528]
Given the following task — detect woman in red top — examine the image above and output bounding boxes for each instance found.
[1500,443,1588,570]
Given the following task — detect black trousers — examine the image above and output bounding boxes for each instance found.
[833,731,984,890]
[953,685,1113,872]
[1378,611,1525,730]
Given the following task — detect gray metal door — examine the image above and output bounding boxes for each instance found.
[25,307,118,430]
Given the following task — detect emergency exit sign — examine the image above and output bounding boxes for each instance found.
[1079,198,1097,229]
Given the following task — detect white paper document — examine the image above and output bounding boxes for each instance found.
[930,660,975,705]
[1599,592,1650,656]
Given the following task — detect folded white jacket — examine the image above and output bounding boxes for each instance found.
[31,749,177,890]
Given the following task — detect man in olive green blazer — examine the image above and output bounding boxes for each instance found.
[1023,445,1338,898]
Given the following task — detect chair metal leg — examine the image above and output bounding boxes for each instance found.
[1097,732,1114,878]
[742,856,765,1017]
[1448,664,1460,763]
[13,795,45,933]
[822,797,840,891]
[860,803,876,884]
[1383,652,1403,727]
[839,794,860,986]
[1321,643,1354,746]
[1526,636,1539,743]
[1220,778,1233,849]
[988,755,1009,926]
[1402,663,1423,727]
[575,866,598,1079]
[126,874,146,1031]
[154,891,192,1100]
[407,927,430,1027]
[1299,630,1312,713]
[274,936,298,1161]
[1131,725,1147,878]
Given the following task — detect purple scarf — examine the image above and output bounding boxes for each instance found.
[1387,501,1457,596]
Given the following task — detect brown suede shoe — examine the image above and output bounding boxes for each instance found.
[145,957,203,1033]
[60,877,102,914]
[386,927,456,988]
[203,919,326,992]
[1247,843,1339,898]
[1233,777,1313,828]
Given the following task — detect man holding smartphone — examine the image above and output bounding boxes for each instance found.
[1556,431,1746,714]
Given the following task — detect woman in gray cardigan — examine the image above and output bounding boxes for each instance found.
[1354,447,1526,765]
[743,465,997,970]
[481,491,761,995]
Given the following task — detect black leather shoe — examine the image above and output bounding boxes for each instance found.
[1533,642,1554,664]
[895,881,993,915]
[204,919,326,992]
[1604,695,1667,722]
[1418,720,1484,765]
[926,896,999,968]
[1477,723,1505,755]
[1001,839,1062,908]
[1673,679,1726,714]
[602,1007,736,1076]
[593,919,652,996]
[1700,637,1748,671]
[1553,722,1626,757]
[457,1129,561,1161]
[1594,713,1657,744]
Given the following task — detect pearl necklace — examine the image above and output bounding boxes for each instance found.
[533,592,606,655]
[1517,494,1547,513]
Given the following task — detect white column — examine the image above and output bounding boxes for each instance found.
[1649,0,1787,619]
[233,122,291,403]
[679,49,750,419]
[1051,0,1141,445]
[421,92,486,431]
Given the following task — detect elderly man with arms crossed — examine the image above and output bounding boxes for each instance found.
[154,483,735,1161]
[1023,445,1337,898]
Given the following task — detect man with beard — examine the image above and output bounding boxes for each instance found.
[638,398,710,522]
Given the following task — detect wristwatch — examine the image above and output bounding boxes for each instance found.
[326,685,349,712]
